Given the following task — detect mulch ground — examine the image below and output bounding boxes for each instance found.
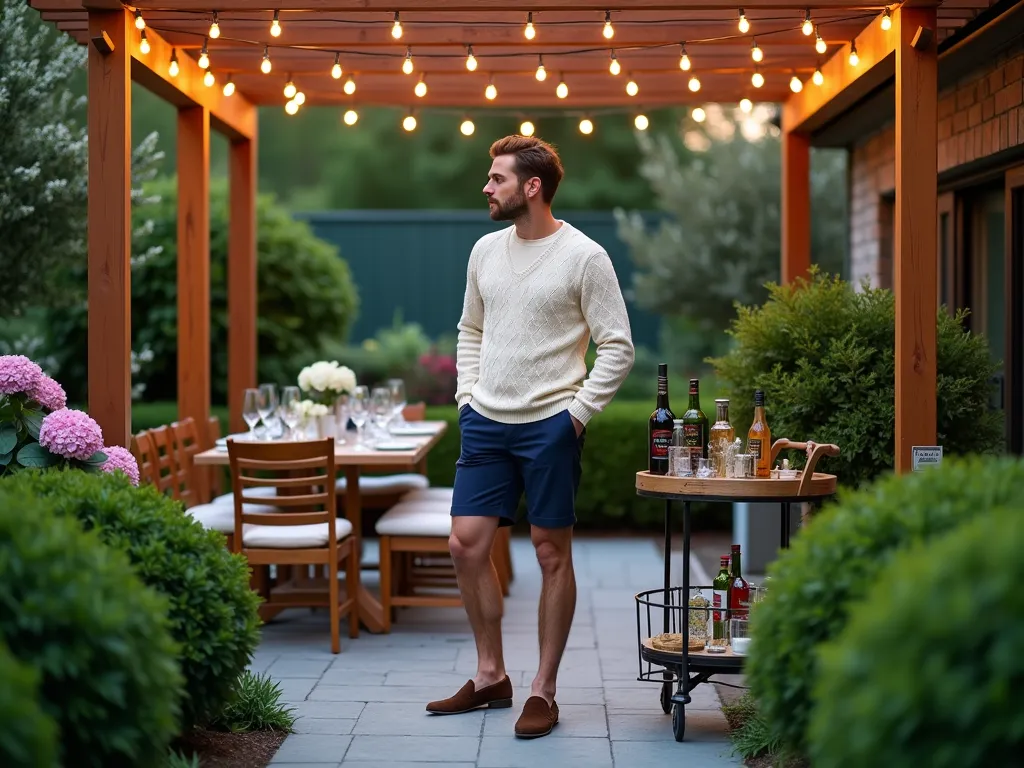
[174,729,287,767]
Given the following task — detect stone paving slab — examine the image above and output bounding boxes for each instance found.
[263,534,742,767]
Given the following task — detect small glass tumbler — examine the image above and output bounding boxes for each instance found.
[696,457,714,478]
[730,618,751,655]
[669,447,691,477]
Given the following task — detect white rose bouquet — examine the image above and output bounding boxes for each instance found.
[297,360,357,406]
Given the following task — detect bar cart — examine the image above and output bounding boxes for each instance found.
[634,439,840,742]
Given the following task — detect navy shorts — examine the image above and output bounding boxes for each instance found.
[451,405,586,529]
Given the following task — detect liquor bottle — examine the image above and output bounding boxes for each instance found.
[708,554,731,653]
[746,389,772,479]
[648,363,675,475]
[709,398,736,478]
[728,544,751,620]
[681,378,709,469]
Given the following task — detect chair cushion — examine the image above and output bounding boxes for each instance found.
[243,517,353,549]
[335,473,429,496]
[375,500,453,537]
[212,486,278,505]
[187,502,280,533]
[401,487,454,503]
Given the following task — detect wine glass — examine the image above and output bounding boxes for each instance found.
[349,385,370,450]
[257,383,279,439]
[334,393,350,444]
[387,378,407,425]
[242,388,261,441]
[371,386,393,438]
[279,386,302,440]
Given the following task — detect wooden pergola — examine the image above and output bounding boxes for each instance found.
[30,0,992,472]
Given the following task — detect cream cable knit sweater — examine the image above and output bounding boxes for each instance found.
[455,222,635,425]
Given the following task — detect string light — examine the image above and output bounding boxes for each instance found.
[556,77,569,99]
[134,10,145,30]
[415,75,427,97]
[485,78,497,100]
[332,53,342,79]
[813,67,824,85]
[203,70,215,87]
[270,10,282,37]
[881,7,892,30]
[525,12,536,39]
[344,75,356,94]
[739,98,752,113]
[392,12,403,39]
[466,46,478,72]
[402,48,414,75]
[688,75,700,92]
[692,106,707,121]
[751,40,763,63]
[520,120,535,136]
[343,108,358,125]
[222,75,235,96]
[285,99,299,115]
[402,112,417,131]
[789,74,803,92]
[261,46,272,74]
[679,44,691,71]
[535,56,547,81]
[801,10,813,35]
[738,8,750,33]
[198,38,210,69]
[284,78,296,99]
[815,29,827,54]
[209,11,220,39]
[752,69,765,88]
[634,113,648,130]
[849,41,859,66]
[626,78,639,96]
[579,117,594,134]
[602,11,614,39]
[460,118,475,136]
[168,49,179,77]
[139,30,150,55]
[609,51,621,76]
[294,91,305,105]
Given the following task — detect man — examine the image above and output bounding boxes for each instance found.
[425,135,635,738]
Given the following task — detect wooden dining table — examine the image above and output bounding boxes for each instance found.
[193,421,449,633]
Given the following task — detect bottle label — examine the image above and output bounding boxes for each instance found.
[748,438,762,460]
[651,429,672,458]
[712,589,727,623]
[729,586,750,618]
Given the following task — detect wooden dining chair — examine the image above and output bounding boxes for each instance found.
[131,430,161,487]
[227,437,359,653]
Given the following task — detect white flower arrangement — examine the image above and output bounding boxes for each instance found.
[297,361,357,406]
[295,399,329,419]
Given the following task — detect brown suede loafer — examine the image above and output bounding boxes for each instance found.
[514,695,559,738]
[425,675,513,715]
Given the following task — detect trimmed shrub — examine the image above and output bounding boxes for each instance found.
[808,504,1024,767]
[5,469,262,728]
[745,456,1024,754]
[0,480,183,766]
[708,269,1001,489]
[0,638,58,768]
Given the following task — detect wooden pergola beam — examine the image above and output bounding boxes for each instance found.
[127,0,897,10]
[781,129,810,283]
[228,138,258,435]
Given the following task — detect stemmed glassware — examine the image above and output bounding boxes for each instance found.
[334,393,350,444]
[371,386,393,439]
[349,385,370,450]
[257,383,279,439]
[242,388,261,441]
[387,378,407,426]
[279,386,302,440]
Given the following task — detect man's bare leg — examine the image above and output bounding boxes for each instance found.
[528,524,575,705]
[449,515,505,689]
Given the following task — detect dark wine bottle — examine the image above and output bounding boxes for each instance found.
[648,363,675,475]
[681,378,710,468]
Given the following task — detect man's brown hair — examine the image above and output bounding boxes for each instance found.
[489,135,564,204]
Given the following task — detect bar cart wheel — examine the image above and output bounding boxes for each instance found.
[672,702,685,742]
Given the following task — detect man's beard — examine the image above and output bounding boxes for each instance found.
[488,188,529,221]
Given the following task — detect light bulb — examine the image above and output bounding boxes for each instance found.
[739,98,752,113]
[849,44,859,66]
[460,119,475,136]
[414,79,427,97]
[535,63,547,81]
[285,99,298,115]
[556,80,568,99]
[626,79,638,96]
[485,82,497,100]
[284,80,296,99]
[402,53,413,75]
[223,78,235,96]
[751,42,763,62]
[692,106,706,122]
[634,114,648,131]
[609,54,620,75]
[602,11,614,39]
[881,8,892,30]
[752,71,764,88]
[332,55,342,79]
[294,91,305,106]
[203,70,215,87]
[579,117,594,134]
[688,75,700,92]
[134,10,145,30]
[270,11,281,37]
[525,12,536,39]
[169,55,179,77]
[209,13,220,39]
[139,32,150,55]
[679,48,691,71]
[738,9,749,33]
[520,120,535,137]
[392,12,403,39]
[802,11,813,35]
[816,34,827,54]
[344,76,356,94]
[403,114,417,132]
[466,48,478,71]
[790,75,803,92]
[261,47,272,74]
[343,109,358,126]
[812,68,824,86]
[199,46,210,69]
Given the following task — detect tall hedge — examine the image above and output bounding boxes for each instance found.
[0,637,58,768]
[46,176,360,404]
[708,269,1001,489]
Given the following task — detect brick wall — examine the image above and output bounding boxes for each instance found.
[848,44,1024,288]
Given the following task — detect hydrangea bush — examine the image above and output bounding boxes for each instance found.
[0,354,138,484]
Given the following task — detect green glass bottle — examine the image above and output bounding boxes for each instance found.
[681,378,710,469]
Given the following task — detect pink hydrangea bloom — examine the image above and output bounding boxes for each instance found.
[38,408,104,461]
[0,355,43,396]
[27,375,67,411]
[100,445,140,486]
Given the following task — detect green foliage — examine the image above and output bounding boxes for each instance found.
[210,670,297,733]
[708,270,1002,488]
[807,501,1024,768]
[165,750,201,768]
[0,638,58,768]
[5,469,262,729]
[45,175,360,405]
[721,692,786,763]
[616,117,847,333]
[745,456,1024,755]
[0,478,183,766]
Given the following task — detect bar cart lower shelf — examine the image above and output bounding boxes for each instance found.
[634,438,839,742]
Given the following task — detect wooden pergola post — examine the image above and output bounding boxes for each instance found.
[228,137,258,435]
[177,106,212,430]
[894,5,938,472]
[781,128,811,283]
[87,8,132,448]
